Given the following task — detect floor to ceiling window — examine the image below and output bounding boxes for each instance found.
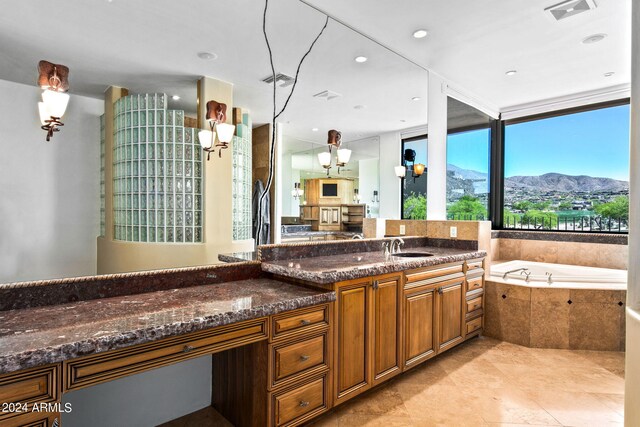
[503,100,630,232]
[401,135,428,219]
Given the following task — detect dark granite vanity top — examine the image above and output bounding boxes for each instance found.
[262,246,486,284]
[0,278,334,374]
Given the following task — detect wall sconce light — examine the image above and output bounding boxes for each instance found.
[372,190,380,203]
[198,100,235,160]
[395,148,425,183]
[292,182,304,200]
[317,129,351,175]
[353,188,361,203]
[37,60,70,142]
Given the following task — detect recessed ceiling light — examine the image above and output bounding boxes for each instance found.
[413,29,428,39]
[505,70,517,76]
[354,56,368,63]
[354,105,365,110]
[171,95,180,101]
[400,119,406,123]
[604,72,615,77]
[412,97,421,101]
[582,33,607,44]
[197,51,218,60]
[312,128,319,132]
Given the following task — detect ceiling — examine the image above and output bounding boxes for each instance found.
[303,0,631,110]
[0,0,426,144]
[0,0,630,145]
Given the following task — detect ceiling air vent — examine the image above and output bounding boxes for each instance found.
[262,73,294,87]
[313,90,342,101]
[545,0,597,21]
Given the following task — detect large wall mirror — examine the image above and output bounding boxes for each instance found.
[0,0,427,284]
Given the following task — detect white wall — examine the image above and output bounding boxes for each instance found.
[359,158,379,217]
[625,2,640,425]
[427,71,447,220]
[378,130,401,218]
[0,79,103,283]
[62,356,211,427]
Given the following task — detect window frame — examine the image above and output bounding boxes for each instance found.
[400,134,428,219]
[496,98,631,233]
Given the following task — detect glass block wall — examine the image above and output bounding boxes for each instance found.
[100,114,106,237]
[112,93,203,243]
[231,112,253,241]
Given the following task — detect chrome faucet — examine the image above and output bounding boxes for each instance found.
[352,234,364,239]
[391,237,405,254]
[520,269,532,282]
[502,267,529,280]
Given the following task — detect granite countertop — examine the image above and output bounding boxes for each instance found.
[0,279,335,374]
[281,231,358,238]
[261,246,486,284]
[218,251,258,263]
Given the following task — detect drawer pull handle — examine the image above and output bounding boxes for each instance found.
[299,400,310,407]
[183,345,195,353]
[300,319,311,326]
[300,355,310,362]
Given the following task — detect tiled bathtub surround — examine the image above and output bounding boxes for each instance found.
[0,278,335,374]
[494,235,628,270]
[0,262,263,311]
[484,280,626,351]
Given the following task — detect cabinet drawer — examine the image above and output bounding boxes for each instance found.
[271,305,329,341]
[466,296,483,313]
[64,318,268,391]
[405,263,463,283]
[270,334,328,389]
[465,276,483,293]
[466,317,483,335]
[1,411,59,427]
[0,365,59,421]
[466,259,484,273]
[272,376,328,426]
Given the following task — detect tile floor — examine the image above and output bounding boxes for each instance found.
[162,336,625,427]
[310,336,625,427]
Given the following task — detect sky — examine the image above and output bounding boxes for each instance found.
[444,104,630,181]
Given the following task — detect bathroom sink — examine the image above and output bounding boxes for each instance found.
[391,252,434,258]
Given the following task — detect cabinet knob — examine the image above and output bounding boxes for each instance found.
[438,287,443,295]
[299,400,310,407]
[183,345,195,353]
[300,355,310,362]
[300,319,311,326]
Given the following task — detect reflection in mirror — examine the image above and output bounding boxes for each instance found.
[0,0,426,284]
[446,97,492,220]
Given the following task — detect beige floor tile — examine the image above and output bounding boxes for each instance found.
[336,414,414,426]
[337,386,409,417]
[525,389,624,426]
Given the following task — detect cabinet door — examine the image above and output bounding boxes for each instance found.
[372,275,402,385]
[437,280,464,353]
[330,207,340,225]
[404,286,436,369]
[320,208,330,225]
[335,280,371,404]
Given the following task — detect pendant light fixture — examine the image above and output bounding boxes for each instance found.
[37,61,70,141]
[317,129,351,175]
[198,100,236,160]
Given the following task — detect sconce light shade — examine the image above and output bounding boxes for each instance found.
[318,151,332,168]
[216,123,235,143]
[38,102,49,126]
[41,89,70,118]
[198,129,215,149]
[336,148,352,165]
[413,163,425,177]
[395,165,407,178]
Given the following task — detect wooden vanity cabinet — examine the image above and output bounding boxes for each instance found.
[0,364,61,427]
[402,261,471,370]
[334,273,402,405]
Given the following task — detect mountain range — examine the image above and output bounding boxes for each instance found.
[447,165,629,193]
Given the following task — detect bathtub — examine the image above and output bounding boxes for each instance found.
[490,260,627,290]
[485,260,627,350]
